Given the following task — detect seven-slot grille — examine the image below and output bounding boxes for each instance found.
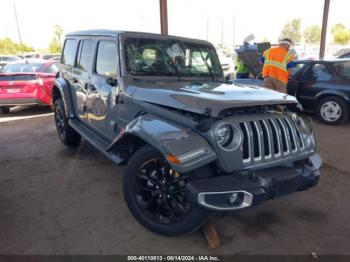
[239,115,305,165]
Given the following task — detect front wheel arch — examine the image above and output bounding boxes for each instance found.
[123,144,208,236]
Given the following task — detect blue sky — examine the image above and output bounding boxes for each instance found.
[1,0,349,49]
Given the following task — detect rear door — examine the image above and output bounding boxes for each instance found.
[65,38,95,123]
[296,63,337,111]
[87,39,119,140]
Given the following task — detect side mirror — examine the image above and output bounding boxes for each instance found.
[106,77,118,87]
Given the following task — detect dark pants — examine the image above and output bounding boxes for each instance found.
[236,73,249,79]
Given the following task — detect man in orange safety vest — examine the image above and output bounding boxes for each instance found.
[261,38,295,94]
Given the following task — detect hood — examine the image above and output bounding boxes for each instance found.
[130,81,297,117]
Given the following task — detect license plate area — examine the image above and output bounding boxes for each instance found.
[6,88,21,93]
[273,171,301,197]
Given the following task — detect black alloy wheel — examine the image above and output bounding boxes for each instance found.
[123,145,207,236]
[54,98,81,147]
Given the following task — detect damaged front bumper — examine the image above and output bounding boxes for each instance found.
[186,154,322,211]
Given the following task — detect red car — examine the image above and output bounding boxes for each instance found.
[0,59,58,114]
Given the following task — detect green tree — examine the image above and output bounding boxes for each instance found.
[304,25,321,43]
[48,25,63,53]
[331,23,350,45]
[261,37,270,43]
[280,18,302,43]
[0,37,34,54]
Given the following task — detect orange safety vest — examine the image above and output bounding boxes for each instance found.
[262,47,294,84]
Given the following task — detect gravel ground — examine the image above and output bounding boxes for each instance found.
[0,106,349,255]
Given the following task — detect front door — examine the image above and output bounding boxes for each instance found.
[87,40,119,141]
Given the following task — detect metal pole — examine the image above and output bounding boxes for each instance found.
[320,0,330,59]
[221,17,224,46]
[232,16,236,49]
[13,4,23,46]
[159,0,168,35]
[206,19,209,41]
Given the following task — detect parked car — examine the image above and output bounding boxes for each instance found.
[42,53,60,60]
[0,55,23,70]
[53,30,321,236]
[287,59,350,125]
[0,59,58,114]
[335,48,350,59]
[216,49,236,80]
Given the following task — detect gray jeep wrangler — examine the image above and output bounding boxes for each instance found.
[53,30,322,236]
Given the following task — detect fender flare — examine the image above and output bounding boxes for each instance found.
[315,90,350,103]
[107,114,217,173]
[53,78,75,118]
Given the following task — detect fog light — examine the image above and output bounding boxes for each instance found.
[229,192,238,204]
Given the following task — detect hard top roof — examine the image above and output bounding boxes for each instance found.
[66,29,211,45]
[296,58,350,63]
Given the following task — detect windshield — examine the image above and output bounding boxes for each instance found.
[1,62,44,73]
[333,61,350,79]
[124,37,222,79]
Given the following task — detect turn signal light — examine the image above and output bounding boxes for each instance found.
[166,154,181,165]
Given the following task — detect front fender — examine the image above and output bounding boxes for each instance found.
[53,78,75,118]
[108,114,217,173]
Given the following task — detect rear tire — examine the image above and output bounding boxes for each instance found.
[317,96,349,125]
[123,145,208,236]
[54,98,81,147]
[0,106,11,114]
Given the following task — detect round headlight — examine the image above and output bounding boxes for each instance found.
[215,123,233,147]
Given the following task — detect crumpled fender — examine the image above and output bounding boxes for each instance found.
[107,114,217,173]
[53,78,75,118]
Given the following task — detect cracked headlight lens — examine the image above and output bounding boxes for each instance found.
[214,123,242,150]
[215,123,233,147]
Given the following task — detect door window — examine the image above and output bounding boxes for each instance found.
[62,39,78,66]
[77,40,94,71]
[95,41,118,77]
[307,64,333,81]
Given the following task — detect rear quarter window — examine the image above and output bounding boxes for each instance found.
[62,39,78,66]
[333,61,350,80]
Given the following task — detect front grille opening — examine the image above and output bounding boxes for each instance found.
[259,120,270,157]
[250,121,260,159]
[268,119,280,155]
[291,120,304,149]
[277,119,288,153]
[284,118,296,151]
[239,122,249,160]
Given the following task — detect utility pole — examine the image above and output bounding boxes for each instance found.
[221,17,224,47]
[159,0,168,35]
[13,4,23,46]
[232,16,236,49]
[206,19,209,41]
[320,0,330,59]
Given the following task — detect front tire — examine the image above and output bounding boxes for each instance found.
[317,96,349,125]
[54,98,81,147]
[0,106,11,114]
[123,145,208,236]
